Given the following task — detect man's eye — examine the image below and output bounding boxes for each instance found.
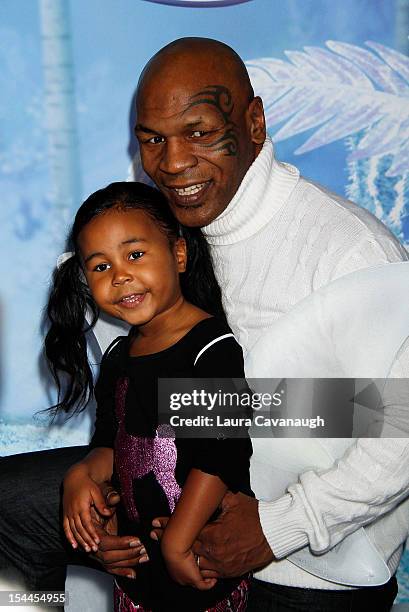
[93,263,110,272]
[190,130,207,138]
[147,136,165,145]
[129,251,144,260]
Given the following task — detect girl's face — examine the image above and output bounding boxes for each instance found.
[78,207,187,328]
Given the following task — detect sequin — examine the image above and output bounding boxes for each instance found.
[114,377,181,521]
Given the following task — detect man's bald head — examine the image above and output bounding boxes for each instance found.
[137,37,254,108]
[134,38,266,227]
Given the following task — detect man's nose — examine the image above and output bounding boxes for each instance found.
[159,138,197,174]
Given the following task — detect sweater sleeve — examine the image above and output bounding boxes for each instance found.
[259,437,409,559]
[188,335,253,495]
[330,233,408,283]
[257,290,409,557]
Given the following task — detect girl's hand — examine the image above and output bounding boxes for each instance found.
[162,549,217,591]
[63,466,113,552]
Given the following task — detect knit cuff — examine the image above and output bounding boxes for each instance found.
[258,494,309,559]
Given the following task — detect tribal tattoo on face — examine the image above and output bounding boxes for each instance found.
[185,85,239,156]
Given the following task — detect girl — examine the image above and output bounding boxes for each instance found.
[45,182,252,611]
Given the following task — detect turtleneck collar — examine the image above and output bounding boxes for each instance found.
[202,136,300,246]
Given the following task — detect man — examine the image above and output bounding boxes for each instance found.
[1,38,408,610]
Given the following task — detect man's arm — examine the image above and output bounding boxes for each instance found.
[258,438,409,559]
[259,340,409,559]
[152,439,408,578]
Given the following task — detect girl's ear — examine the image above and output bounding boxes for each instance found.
[175,238,187,272]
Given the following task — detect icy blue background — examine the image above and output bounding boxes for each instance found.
[0,0,408,601]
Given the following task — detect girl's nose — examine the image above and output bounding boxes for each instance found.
[112,268,133,286]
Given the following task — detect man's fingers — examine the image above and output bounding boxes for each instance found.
[94,539,146,566]
[219,490,236,511]
[106,567,136,580]
[105,490,121,506]
[95,547,147,567]
[150,516,169,541]
[191,550,219,573]
[97,535,141,552]
[192,524,216,558]
[149,528,163,541]
[100,482,121,508]
[151,516,169,528]
[102,554,146,568]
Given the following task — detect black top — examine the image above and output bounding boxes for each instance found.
[90,317,253,611]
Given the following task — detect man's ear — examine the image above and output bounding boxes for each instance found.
[248,96,266,145]
[175,238,187,272]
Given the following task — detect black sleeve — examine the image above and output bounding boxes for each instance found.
[189,337,253,495]
[88,338,124,450]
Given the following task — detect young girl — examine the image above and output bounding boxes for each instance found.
[45,182,252,611]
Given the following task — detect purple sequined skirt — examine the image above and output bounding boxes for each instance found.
[114,576,250,611]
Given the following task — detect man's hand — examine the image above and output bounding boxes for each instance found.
[88,482,149,579]
[91,523,148,579]
[151,492,274,578]
[193,492,274,577]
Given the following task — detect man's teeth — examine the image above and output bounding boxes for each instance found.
[174,183,206,196]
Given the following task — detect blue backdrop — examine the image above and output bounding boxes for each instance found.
[1,0,408,601]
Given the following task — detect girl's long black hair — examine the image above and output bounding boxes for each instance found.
[45,181,226,416]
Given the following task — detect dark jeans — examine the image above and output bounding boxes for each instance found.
[247,576,398,612]
[0,446,102,590]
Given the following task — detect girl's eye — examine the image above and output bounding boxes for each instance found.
[93,263,111,272]
[129,251,144,261]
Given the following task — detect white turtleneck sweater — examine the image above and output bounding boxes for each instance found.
[201,137,409,590]
[93,137,408,590]
[202,137,407,356]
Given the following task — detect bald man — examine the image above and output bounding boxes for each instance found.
[1,38,407,611]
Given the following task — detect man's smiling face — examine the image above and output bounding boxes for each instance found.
[135,47,265,227]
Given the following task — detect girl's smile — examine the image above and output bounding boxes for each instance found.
[116,292,147,308]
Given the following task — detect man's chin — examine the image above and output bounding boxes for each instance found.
[170,201,218,228]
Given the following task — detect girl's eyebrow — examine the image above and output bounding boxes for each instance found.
[84,251,105,264]
[84,238,147,264]
[122,237,147,246]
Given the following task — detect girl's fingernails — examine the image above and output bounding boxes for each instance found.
[139,547,146,555]
[139,555,149,563]
[127,573,136,579]
[92,545,98,552]
[150,532,158,541]
[129,539,141,547]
